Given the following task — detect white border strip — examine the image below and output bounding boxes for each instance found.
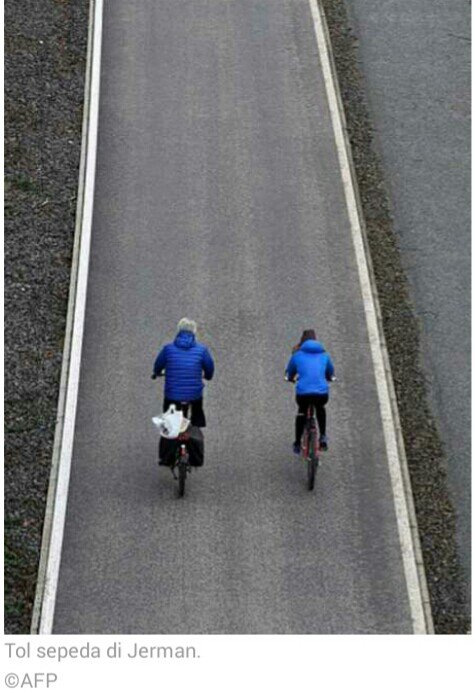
[308,0,433,633]
[30,0,104,635]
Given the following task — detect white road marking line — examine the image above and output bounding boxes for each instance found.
[308,0,433,633]
[30,0,104,635]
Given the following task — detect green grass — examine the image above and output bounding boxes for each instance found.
[9,174,37,192]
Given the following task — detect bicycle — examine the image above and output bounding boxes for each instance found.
[152,372,199,498]
[286,374,336,491]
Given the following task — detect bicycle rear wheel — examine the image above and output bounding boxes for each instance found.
[178,462,186,497]
[307,459,316,491]
[307,432,318,491]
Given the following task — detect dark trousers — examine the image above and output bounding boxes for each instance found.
[295,394,329,445]
[163,397,206,428]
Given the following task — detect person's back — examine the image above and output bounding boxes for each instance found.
[153,318,214,435]
[287,340,333,396]
[158,329,214,402]
[286,330,334,452]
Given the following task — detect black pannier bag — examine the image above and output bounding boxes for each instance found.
[158,436,179,466]
[187,426,204,467]
[158,426,204,467]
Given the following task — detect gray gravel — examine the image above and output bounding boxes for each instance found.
[4,0,469,634]
[4,0,89,634]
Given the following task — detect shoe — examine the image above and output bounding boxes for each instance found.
[319,436,328,451]
[292,443,301,455]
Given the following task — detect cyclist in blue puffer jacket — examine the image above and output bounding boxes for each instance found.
[286,329,335,453]
[152,317,214,428]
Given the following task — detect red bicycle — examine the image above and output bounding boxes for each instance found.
[286,374,336,491]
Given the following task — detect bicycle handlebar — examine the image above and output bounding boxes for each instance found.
[154,371,336,382]
[285,374,337,383]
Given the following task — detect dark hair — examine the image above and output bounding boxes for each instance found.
[292,329,316,353]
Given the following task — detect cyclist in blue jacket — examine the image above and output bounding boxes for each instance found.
[286,329,335,453]
[152,317,214,428]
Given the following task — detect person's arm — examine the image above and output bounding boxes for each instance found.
[325,354,335,381]
[153,346,167,376]
[202,348,215,381]
[286,354,297,382]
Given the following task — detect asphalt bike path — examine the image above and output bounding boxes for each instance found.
[53,0,417,633]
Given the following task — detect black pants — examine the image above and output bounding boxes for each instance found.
[295,394,329,445]
[163,397,206,428]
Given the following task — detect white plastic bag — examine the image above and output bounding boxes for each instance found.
[151,404,190,439]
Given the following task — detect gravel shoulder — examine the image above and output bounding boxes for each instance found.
[4,0,469,634]
[4,0,89,634]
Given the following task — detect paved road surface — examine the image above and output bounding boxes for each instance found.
[344,0,471,593]
[53,0,415,633]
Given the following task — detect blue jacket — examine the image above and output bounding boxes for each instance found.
[286,340,334,395]
[153,331,214,401]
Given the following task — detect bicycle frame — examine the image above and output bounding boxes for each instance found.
[301,405,319,459]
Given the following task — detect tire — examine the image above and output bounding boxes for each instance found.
[307,458,315,491]
[307,432,318,491]
[301,430,308,460]
[178,462,186,497]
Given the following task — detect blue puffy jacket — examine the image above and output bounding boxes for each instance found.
[153,331,214,401]
[286,340,334,395]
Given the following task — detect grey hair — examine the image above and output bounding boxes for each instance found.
[177,317,197,335]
